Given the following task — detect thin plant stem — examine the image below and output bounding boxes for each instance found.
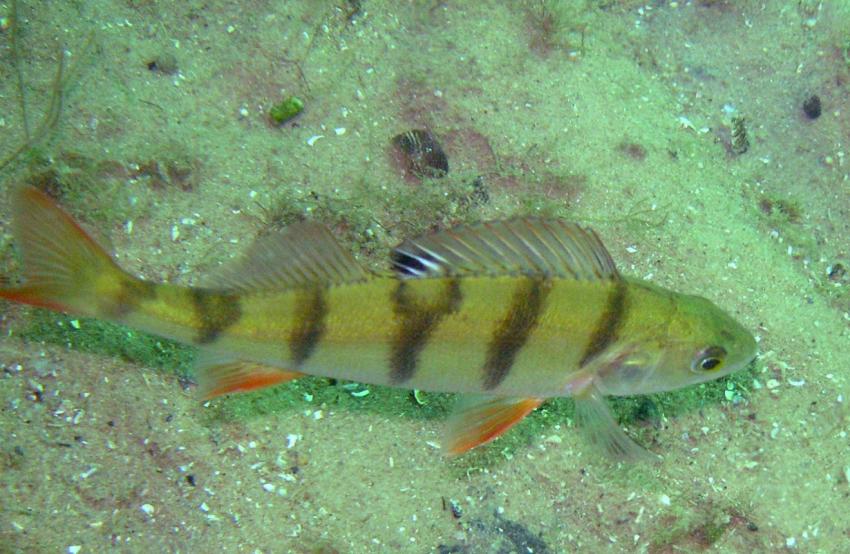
[11,0,31,140]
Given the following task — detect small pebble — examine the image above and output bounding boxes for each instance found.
[447,498,462,519]
[802,94,821,119]
[140,503,155,515]
[827,263,846,282]
[146,52,179,75]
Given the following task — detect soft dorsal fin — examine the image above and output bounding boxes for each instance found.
[203,221,368,291]
[391,218,620,281]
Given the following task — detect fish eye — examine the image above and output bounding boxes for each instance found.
[692,346,727,372]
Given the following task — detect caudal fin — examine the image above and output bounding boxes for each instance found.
[0,187,134,317]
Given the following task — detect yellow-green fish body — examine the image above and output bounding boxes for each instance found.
[0,188,757,457]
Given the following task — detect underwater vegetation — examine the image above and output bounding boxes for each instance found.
[17,311,194,382]
[0,0,93,173]
[730,116,749,155]
[523,0,588,59]
[0,2,208,230]
[268,95,305,126]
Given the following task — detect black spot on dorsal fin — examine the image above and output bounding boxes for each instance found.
[391,247,444,278]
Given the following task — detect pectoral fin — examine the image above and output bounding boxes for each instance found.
[444,396,543,456]
[574,387,659,462]
[196,354,303,399]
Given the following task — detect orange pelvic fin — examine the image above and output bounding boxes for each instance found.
[197,358,303,399]
[444,396,543,456]
[0,187,131,316]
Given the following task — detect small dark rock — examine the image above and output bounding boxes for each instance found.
[147,53,179,75]
[619,141,647,161]
[494,512,551,554]
[448,498,463,519]
[437,545,467,554]
[802,94,821,119]
[828,263,845,282]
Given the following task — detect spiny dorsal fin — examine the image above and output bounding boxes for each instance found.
[391,218,620,281]
[203,221,368,291]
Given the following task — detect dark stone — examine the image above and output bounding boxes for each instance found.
[802,95,821,119]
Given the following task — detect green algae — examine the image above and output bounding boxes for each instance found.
[268,96,305,126]
[16,312,193,380]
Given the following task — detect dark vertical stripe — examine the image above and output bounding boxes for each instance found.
[389,278,462,384]
[578,280,628,367]
[289,287,328,366]
[101,275,157,319]
[191,289,242,344]
[482,278,551,390]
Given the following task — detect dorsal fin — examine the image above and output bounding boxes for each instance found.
[391,218,620,281]
[203,221,368,291]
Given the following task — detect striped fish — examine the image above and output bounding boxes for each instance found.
[0,187,757,458]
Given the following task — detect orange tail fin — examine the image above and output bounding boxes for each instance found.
[0,187,135,317]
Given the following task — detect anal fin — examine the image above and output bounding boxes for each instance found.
[197,358,303,399]
[444,396,543,456]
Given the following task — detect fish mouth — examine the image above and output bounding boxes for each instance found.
[728,333,759,373]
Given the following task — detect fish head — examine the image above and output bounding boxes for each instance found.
[594,292,757,396]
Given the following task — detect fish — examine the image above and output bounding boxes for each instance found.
[0,187,757,458]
